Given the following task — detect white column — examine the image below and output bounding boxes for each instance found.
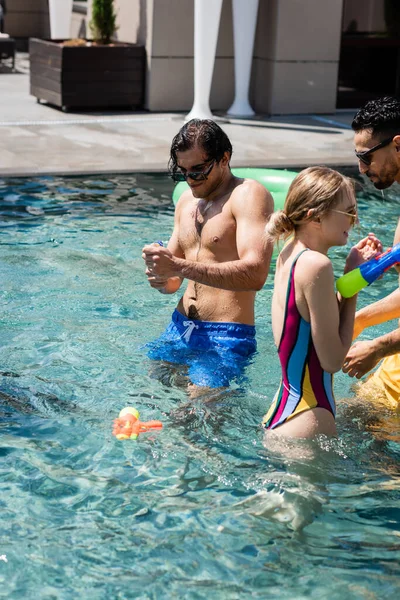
[48,0,73,39]
[227,0,259,117]
[185,0,223,121]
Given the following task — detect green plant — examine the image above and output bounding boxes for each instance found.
[90,0,117,45]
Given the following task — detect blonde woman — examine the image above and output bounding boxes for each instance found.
[263,166,382,439]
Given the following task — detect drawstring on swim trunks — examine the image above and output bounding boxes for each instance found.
[181,320,199,343]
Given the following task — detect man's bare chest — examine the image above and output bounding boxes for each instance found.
[179,204,237,255]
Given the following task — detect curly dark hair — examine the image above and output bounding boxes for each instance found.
[352,96,400,139]
[168,119,233,176]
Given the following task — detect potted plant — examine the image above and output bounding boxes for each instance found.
[29,0,145,111]
[90,0,117,44]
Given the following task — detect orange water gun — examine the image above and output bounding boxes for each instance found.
[112,407,163,440]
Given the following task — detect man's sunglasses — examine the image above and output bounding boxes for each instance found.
[355,136,393,166]
[171,160,215,182]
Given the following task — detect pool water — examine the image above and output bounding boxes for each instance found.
[0,172,399,599]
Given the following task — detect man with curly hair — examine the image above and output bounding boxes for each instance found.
[142,119,274,390]
[343,96,400,406]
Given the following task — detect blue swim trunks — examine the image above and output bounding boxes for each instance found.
[146,309,256,388]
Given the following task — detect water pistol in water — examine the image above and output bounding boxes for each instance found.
[112,407,163,440]
[336,243,400,298]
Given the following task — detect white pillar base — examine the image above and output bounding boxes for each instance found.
[185,107,215,122]
[226,103,256,118]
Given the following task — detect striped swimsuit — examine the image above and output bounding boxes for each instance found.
[263,249,336,430]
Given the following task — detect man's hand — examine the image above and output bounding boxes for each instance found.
[142,243,183,294]
[142,244,179,279]
[146,272,169,289]
[342,340,381,378]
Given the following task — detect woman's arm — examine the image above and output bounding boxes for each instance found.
[301,235,382,373]
[301,253,357,373]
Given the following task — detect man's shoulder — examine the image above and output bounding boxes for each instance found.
[175,188,194,209]
[231,177,274,211]
[234,177,267,193]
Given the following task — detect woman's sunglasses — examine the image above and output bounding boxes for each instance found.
[355,136,393,166]
[331,208,358,226]
[171,160,215,182]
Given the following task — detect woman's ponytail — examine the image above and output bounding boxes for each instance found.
[265,210,295,243]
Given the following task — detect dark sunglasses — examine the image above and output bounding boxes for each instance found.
[171,160,215,182]
[355,136,393,166]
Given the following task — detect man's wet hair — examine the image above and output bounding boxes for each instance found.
[169,119,233,175]
[352,96,400,140]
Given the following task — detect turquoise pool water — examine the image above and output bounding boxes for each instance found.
[0,172,399,599]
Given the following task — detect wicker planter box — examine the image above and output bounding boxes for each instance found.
[29,38,146,111]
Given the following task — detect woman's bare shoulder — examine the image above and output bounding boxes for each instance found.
[296,250,334,285]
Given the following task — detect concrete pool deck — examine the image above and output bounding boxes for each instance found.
[0,58,358,178]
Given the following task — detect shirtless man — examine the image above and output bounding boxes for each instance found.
[142,119,274,388]
[343,97,400,404]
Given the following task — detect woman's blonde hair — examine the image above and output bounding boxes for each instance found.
[265,166,355,243]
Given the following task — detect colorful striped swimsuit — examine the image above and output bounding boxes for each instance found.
[263,249,336,430]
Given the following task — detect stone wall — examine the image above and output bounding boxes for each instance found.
[143,0,344,114]
[3,0,357,115]
[3,0,50,39]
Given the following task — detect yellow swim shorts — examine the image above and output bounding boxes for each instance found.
[357,354,400,410]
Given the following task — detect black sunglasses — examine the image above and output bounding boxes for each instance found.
[355,136,393,166]
[171,160,215,182]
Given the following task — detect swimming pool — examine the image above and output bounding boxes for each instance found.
[0,172,399,599]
